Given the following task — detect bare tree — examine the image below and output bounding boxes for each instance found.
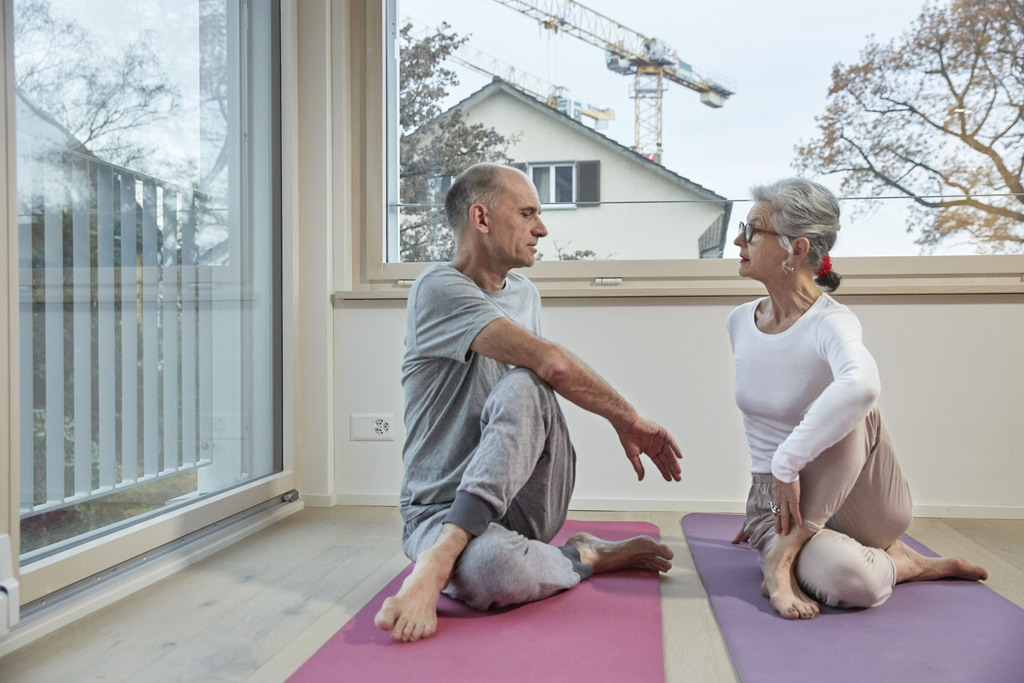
[14,0,180,171]
[795,0,1024,252]
[399,23,517,262]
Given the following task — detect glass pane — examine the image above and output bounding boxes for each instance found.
[555,165,573,204]
[14,0,280,562]
[390,0,1023,260]
[532,166,551,204]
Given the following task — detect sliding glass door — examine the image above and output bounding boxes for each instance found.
[5,0,286,607]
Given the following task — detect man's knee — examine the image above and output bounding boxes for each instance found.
[482,366,564,435]
[492,367,556,407]
[446,526,582,610]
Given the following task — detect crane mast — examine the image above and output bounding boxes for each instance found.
[490,0,734,164]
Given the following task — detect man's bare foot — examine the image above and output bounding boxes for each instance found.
[886,539,988,584]
[566,532,673,574]
[374,524,470,643]
[373,561,447,642]
[762,529,819,620]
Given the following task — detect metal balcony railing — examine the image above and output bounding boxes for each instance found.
[17,144,217,517]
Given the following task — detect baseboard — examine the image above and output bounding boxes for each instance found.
[567,499,747,513]
[336,494,400,506]
[912,505,1024,520]
[0,500,304,658]
[301,491,339,508]
[332,496,1023,519]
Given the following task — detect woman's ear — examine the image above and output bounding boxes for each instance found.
[791,236,811,261]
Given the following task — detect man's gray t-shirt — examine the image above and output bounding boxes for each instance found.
[399,264,542,533]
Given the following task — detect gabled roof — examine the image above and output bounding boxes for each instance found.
[443,78,727,202]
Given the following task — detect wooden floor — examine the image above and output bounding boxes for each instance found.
[2,507,1022,682]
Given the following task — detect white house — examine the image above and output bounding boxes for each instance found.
[431,79,732,261]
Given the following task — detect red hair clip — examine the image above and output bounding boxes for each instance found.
[815,254,833,278]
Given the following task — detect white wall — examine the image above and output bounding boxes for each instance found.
[331,292,1024,518]
[295,1,1023,519]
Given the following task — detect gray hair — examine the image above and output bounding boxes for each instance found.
[445,163,517,235]
[751,178,842,291]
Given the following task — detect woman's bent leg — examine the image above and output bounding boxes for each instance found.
[799,409,912,546]
[791,409,911,608]
[796,529,896,608]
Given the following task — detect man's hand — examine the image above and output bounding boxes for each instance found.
[617,416,683,482]
[772,476,802,536]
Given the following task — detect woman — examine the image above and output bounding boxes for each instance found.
[728,178,987,620]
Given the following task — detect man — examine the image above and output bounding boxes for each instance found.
[374,163,683,643]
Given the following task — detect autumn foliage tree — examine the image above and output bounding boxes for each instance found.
[398,23,516,262]
[796,0,1024,252]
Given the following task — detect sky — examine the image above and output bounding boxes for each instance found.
[399,0,980,258]
[27,0,987,258]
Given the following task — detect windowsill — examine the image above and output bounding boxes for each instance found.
[335,254,1024,302]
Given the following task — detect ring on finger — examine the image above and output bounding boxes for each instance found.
[769,502,782,515]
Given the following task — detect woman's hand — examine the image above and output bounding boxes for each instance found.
[772,476,803,536]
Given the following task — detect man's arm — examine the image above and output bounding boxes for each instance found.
[471,317,682,482]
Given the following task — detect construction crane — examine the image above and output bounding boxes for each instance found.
[405,18,615,128]
[490,0,735,164]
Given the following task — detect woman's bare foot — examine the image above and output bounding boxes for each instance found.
[886,540,988,584]
[762,563,820,619]
[762,528,819,620]
[566,532,673,574]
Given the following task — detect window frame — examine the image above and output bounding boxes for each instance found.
[349,0,1024,299]
[1,0,298,614]
[530,162,577,208]
[2,0,17,617]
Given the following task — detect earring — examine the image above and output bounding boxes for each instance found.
[782,261,794,275]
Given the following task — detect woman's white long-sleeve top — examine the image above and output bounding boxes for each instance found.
[726,294,882,483]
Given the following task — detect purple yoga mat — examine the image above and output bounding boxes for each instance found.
[681,513,1024,683]
[288,520,665,682]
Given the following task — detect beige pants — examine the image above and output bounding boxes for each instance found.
[743,408,914,608]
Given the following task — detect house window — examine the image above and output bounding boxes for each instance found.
[526,161,601,209]
[532,163,575,205]
[9,0,284,600]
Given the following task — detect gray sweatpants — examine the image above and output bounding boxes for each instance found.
[743,408,913,608]
[403,368,592,610]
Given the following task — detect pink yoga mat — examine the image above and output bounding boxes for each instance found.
[681,513,1024,683]
[289,520,665,682]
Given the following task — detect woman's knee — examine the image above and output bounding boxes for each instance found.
[796,530,895,608]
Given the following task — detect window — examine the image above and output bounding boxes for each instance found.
[524,160,601,209]
[354,0,1023,295]
[5,0,288,607]
[531,163,575,206]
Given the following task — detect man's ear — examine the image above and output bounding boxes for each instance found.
[469,203,489,234]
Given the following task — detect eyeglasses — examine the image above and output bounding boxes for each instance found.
[738,221,776,243]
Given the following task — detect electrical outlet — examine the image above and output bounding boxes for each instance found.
[350,413,396,441]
